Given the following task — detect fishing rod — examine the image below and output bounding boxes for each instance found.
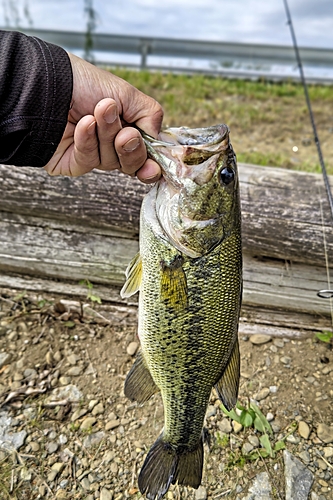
[282,0,333,222]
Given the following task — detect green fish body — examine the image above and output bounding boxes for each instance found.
[121,124,242,499]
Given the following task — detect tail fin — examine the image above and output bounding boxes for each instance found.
[138,435,203,500]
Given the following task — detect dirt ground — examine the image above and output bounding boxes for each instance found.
[0,290,332,500]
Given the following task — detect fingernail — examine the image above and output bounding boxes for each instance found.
[87,121,96,135]
[103,105,117,124]
[123,137,140,152]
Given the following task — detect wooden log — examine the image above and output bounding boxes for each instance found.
[0,163,332,326]
[0,163,332,265]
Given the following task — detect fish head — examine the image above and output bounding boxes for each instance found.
[145,124,240,258]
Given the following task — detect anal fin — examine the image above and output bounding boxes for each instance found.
[124,350,159,404]
[214,339,240,411]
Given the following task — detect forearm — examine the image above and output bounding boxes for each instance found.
[0,30,73,167]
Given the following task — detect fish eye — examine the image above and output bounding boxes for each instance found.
[220,167,234,185]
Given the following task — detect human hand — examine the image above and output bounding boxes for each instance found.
[44,53,163,183]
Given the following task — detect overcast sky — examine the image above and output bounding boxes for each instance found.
[1,0,333,48]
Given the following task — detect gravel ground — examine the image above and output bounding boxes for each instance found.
[0,289,332,500]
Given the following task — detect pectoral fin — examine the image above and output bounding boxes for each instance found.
[160,256,188,310]
[120,252,142,298]
[214,339,240,411]
[124,350,159,404]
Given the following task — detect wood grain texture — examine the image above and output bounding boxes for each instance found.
[0,163,332,324]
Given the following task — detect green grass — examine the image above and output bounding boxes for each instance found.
[108,68,333,175]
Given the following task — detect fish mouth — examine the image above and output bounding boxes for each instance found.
[139,124,230,189]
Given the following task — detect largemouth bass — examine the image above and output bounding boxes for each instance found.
[121,124,242,499]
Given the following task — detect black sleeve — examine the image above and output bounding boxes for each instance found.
[0,30,73,167]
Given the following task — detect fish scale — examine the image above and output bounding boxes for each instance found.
[121,124,242,499]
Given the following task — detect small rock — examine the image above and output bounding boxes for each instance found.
[48,461,65,482]
[30,441,40,452]
[233,421,243,434]
[286,435,300,444]
[269,386,278,393]
[272,338,284,348]
[100,488,113,500]
[110,462,118,474]
[45,351,54,365]
[305,376,315,384]
[298,421,311,440]
[0,352,11,368]
[206,405,217,418]
[322,365,333,375]
[88,400,98,410]
[58,434,68,445]
[80,417,96,431]
[67,366,83,377]
[105,420,120,431]
[59,376,71,385]
[254,387,270,401]
[243,472,272,500]
[50,384,83,402]
[92,402,104,416]
[218,418,232,434]
[126,341,139,356]
[317,458,327,470]
[46,442,58,454]
[195,485,207,500]
[83,431,105,448]
[81,477,91,490]
[323,446,333,458]
[280,356,291,365]
[248,435,260,448]
[317,423,333,443]
[71,408,88,422]
[55,490,67,499]
[242,442,254,455]
[249,334,272,345]
[266,412,274,422]
[67,354,78,365]
[284,450,314,500]
[298,451,311,464]
[20,467,32,481]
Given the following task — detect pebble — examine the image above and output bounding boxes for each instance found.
[323,446,333,458]
[249,334,272,345]
[100,488,113,500]
[30,441,40,452]
[242,471,272,499]
[105,420,120,431]
[317,423,333,443]
[59,376,71,385]
[298,421,311,440]
[266,412,274,422]
[284,450,314,500]
[71,408,88,422]
[273,338,284,348]
[218,418,232,434]
[47,462,65,481]
[83,431,105,448]
[92,402,104,416]
[286,435,300,445]
[81,477,91,490]
[0,352,11,368]
[248,435,260,448]
[88,399,98,410]
[80,417,97,430]
[206,405,217,418]
[280,356,291,365]
[67,353,78,365]
[298,451,311,464]
[58,434,68,445]
[126,341,139,356]
[46,442,58,454]
[242,442,254,455]
[254,387,270,401]
[67,365,83,376]
[195,485,207,500]
[233,421,243,434]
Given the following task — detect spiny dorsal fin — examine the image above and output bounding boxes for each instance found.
[160,256,188,310]
[214,339,240,411]
[124,350,159,404]
[120,252,142,298]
